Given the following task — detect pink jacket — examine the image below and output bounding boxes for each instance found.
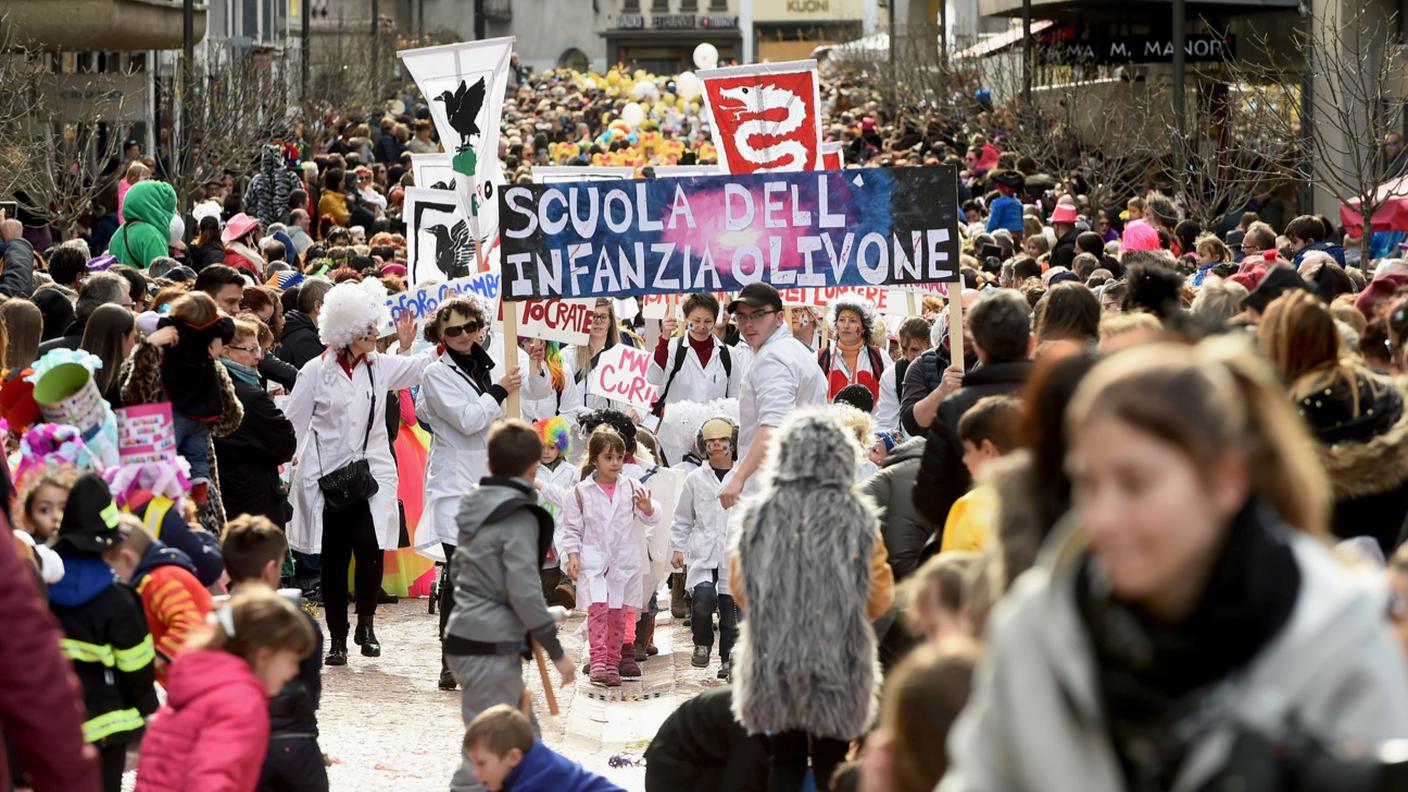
[134,649,270,792]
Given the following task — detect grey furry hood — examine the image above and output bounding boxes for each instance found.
[731,406,882,739]
[763,407,865,488]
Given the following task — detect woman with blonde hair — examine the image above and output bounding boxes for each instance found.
[118,161,150,224]
[1258,289,1408,555]
[941,337,1408,792]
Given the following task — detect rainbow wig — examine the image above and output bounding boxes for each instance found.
[535,416,571,454]
[543,342,566,391]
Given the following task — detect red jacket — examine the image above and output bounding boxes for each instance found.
[134,649,270,792]
[0,516,101,792]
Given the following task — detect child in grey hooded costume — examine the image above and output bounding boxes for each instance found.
[443,421,570,792]
[729,407,892,791]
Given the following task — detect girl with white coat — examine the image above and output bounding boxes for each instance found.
[646,293,746,464]
[285,278,428,666]
[413,297,523,689]
[560,427,659,688]
[669,416,740,679]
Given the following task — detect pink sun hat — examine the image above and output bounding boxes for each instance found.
[1121,219,1161,252]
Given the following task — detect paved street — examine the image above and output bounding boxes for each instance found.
[313,594,716,791]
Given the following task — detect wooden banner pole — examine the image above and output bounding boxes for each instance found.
[948,293,965,372]
[503,303,521,420]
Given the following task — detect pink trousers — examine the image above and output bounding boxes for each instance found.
[586,603,635,674]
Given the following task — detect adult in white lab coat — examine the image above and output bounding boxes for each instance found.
[646,292,746,465]
[721,283,829,508]
[562,298,626,416]
[285,278,429,665]
[413,297,522,688]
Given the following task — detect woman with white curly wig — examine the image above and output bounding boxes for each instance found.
[284,277,427,665]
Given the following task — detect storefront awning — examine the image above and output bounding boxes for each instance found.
[979,0,1296,17]
[954,20,1055,60]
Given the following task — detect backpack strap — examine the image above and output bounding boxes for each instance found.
[894,357,911,396]
[867,347,886,381]
[650,337,691,418]
[719,345,732,379]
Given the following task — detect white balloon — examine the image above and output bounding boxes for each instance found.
[583,78,598,91]
[621,102,646,128]
[693,42,719,70]
[676,71,702,101]
[631,81,652,100]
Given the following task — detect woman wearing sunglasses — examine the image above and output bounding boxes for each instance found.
[413,297,524,689]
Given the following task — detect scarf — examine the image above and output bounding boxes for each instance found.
[1076,500,1301,790]
[222,357,262,387]
[837,337,863,377]
[226,241,266,276]
[447,344,494,394]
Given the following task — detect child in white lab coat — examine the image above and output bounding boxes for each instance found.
[669,416,740,680]
[532,416,580,609]
[561,427,660,688]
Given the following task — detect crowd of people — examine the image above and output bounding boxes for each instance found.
[6,53,1408,792]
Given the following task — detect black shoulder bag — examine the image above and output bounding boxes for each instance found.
[315,364,380,511]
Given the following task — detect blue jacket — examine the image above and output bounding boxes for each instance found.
[986,195,1024,235]
[1292,239,1346,269]
[504,740,625,792]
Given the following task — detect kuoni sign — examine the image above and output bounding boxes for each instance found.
[498,165,961,302]
[591,345,660,411]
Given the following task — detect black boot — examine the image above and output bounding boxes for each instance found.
[326,634,348,666]
[355,616,381,657]
[438,654,457,690]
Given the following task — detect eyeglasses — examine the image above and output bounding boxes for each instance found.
[227,345,264,356]
[442,321,482,338]
[590,313,611,324]
[734,309,778,325]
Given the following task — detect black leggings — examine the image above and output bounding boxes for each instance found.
[765,730,849,792]
[439,542,456,639]
[321,498,382,638]
[100,743,125,792]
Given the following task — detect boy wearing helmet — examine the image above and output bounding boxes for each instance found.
[669,416,741,679]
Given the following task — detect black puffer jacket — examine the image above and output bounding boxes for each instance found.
[913,359,1032,528]
[214,376,297,527]
[644,687,768,792]
[274,310,324,371]
[858,437,932,582]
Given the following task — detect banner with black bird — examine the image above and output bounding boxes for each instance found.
[403,186,476,284]
[399,37,514,267]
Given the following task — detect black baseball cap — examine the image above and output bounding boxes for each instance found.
[727,283,783,314]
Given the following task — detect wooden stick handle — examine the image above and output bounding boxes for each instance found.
[948,290,965,372]
[532,640,559,716]
[503,304,521,420]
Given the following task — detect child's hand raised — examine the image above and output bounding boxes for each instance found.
[147,326,179,348]
[632,486,653,516]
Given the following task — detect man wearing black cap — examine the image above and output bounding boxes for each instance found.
[719,283,828,508]
[47,474,158,792]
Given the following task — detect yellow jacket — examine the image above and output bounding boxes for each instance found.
[942,484,996,553]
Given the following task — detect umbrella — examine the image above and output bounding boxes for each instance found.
[1339,174,1408,236]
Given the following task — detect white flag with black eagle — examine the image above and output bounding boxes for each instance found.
[399,37,514,270]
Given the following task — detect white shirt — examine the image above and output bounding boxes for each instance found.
[874,360,902,435]
[737,323,829,457]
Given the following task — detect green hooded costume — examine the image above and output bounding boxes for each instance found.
[108,180,177,270]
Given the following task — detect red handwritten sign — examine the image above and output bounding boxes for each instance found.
[516,298,594,345]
